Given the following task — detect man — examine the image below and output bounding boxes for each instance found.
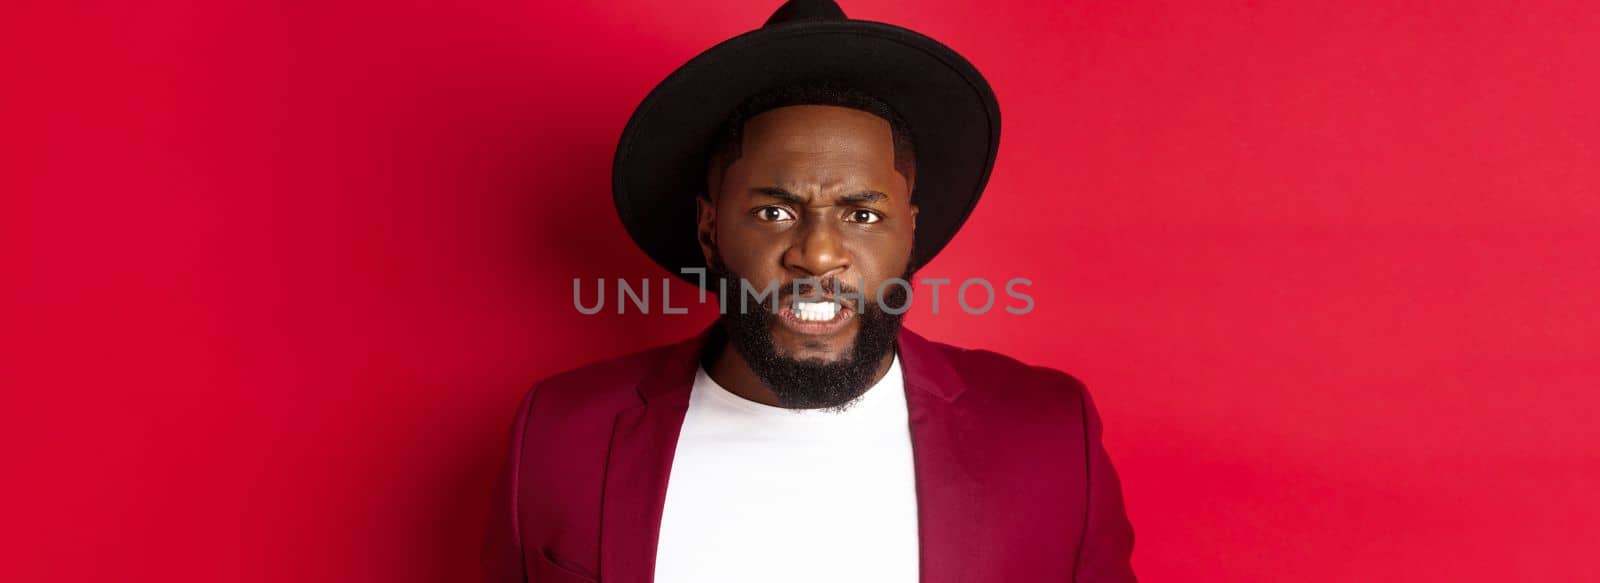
[483,1,1136,581]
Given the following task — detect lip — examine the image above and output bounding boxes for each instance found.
[775,303,856,336]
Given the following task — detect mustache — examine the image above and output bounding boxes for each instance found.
[706,254,911,313]
[779,277,861,294]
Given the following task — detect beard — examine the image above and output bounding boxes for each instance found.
[706,252,911,412]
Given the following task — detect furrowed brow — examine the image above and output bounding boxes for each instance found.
[838,190,888,204]
[749,187,888,205]
[750,187,804,204]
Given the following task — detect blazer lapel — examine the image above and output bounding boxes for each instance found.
[598,328,708,583]
[898,327,988,583]
[596,325,985,583]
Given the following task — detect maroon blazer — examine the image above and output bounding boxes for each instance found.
[482,325,1136,582]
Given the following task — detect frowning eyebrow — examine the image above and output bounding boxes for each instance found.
[750,187,889,204]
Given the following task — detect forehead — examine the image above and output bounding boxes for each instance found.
[733,105,902,193]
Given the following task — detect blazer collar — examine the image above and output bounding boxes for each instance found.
[631,325,712,403]
[894,325,969,402]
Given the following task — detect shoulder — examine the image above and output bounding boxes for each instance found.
[942,341,1088,391]
[917,335,1098,424]
[924,335,1089,392]
[536,340,678,394]
[517,336,691,422]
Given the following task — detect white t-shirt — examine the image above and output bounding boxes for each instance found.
[652,354,921,583]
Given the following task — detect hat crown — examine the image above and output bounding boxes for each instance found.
[615,0,999,281]
[763,0,847,27]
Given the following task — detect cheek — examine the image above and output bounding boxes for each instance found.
[851,235,916,293]
[715,222,786,271]
[873,218,918,260]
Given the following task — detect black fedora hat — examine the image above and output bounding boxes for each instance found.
[612,0,1000,282]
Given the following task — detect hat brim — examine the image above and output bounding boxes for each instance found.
[612,19,1000,283]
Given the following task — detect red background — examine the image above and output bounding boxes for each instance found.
[5,1,1597,581]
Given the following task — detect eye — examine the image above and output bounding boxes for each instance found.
[844,209,883,224]
[753,206,796,222]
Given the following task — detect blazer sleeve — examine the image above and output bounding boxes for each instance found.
[1074,384,1138,582]
[482,384,539,583]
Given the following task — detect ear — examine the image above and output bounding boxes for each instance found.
[696,194,717,265]
[904,171,918,232]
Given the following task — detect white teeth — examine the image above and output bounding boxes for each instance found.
[793,300,840,322]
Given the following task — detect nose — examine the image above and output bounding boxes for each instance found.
[783,217,850,281]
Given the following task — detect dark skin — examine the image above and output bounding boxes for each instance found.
[697,104,918,407]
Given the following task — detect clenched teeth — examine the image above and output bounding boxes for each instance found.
[792,300,841,322]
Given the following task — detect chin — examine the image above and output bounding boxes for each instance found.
[770,329,856,362]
